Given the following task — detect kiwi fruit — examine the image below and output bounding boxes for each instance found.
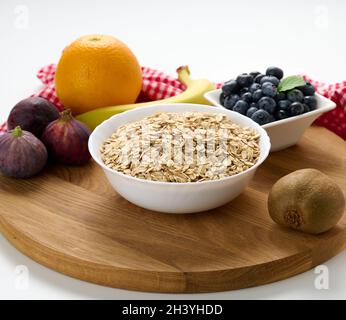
[268,168,345,234]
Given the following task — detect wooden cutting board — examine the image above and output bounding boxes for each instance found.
[0,126,345,293]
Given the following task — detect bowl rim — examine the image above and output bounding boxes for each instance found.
[204,89,336,129]
[89,103,271,186]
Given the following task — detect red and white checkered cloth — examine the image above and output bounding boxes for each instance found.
[302,75,346,139]
[1,64,346,140]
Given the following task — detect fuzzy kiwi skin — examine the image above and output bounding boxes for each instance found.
[268,168,345,234]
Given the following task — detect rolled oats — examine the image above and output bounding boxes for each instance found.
[100,112,260,182]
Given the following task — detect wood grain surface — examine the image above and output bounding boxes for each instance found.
[0,126,345,293]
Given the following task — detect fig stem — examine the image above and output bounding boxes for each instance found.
[12,126,23,138]
[60,109,73,122]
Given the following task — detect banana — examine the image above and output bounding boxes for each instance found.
[76,66,215,129]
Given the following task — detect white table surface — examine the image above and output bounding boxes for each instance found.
[0,0,346,300]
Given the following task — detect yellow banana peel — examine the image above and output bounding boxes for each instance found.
[76,66,215,129]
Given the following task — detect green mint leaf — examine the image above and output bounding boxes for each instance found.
[278,75,306,92]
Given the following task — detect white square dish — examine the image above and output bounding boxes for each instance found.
[204,89,336,152]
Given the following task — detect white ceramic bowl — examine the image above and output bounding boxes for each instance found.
[89,103,270,214]
[204,89,336,152]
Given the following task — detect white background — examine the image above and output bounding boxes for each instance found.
[0,0,346,300]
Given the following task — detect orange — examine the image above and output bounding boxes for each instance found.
[55,34,142,115]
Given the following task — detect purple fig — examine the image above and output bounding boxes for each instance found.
[42,109,91,165]
[0,126,48,178]
[7,97,60,137]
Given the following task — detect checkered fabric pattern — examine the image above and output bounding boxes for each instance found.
[302,75,346,140]
[1,64,346,140]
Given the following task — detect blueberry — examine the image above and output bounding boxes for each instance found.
[251,110,271,125]
[246,107,258,118]
[249,83,261,93]
[287,89,304,102]
[254,74,265,84]
[265,66,284,80]
[288,102,304,116]
[275,109,289,120]
[258,96,276,114]
[261,82,277,97]
[219,93,226,106]
[275,92,286,101]
[298,82,315,96]
[240,87,249,95]
[250,71,261,78]
[236,73,254,87]
[268,114,276,123]
[241,92,252,103]
[252,89,263,102]
[303,104,310,113]
[222,80,239,96]
[250,102,258,109]
[260,76,280,86]
[303,95,317,110]
[278,99,291,111]
[233,100,249,115]
[224,94,240,110]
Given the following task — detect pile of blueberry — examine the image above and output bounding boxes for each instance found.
[220,67,317,125]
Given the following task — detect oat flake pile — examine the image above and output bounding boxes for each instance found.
[100,112,260,183]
